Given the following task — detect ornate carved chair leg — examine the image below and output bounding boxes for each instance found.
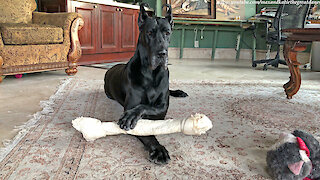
[0,56,3,83]
[66,17,84,76]
[0,76,5,83]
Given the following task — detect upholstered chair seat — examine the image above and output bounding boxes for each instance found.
[0,23,63,45]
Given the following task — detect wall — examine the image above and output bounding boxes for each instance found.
[170,23,267,50]
[142,0,269,51]
[35,0,38,11]
[142,0,157,14]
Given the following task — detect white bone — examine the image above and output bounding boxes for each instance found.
[72,113,213,142]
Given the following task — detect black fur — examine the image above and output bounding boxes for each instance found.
[104,3,187,165]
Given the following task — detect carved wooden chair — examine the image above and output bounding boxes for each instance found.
[0,0,84,82]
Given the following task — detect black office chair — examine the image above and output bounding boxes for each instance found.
[252,3,311,70]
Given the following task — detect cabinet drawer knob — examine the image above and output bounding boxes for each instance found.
[93,5,97,8]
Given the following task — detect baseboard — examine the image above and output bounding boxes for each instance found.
[168,48,252,60]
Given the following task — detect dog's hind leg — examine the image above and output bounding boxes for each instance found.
[169,89,188,97]
[136,135,171,165]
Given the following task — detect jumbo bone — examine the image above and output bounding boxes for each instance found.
[72,113,213,142]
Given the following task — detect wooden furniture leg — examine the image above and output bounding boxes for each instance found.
[180,28,185,59]
[283,41,294,91]
[66,17,84,76]
[283,40,307,99]
[252,26,257,63]
[235,31,241,61]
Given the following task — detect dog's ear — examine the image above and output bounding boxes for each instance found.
[163,4,173,27]
[138,3,149,31]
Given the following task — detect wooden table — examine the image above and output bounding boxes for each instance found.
[282,28,320,99]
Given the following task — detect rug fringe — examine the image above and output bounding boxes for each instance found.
[0,78,74,162]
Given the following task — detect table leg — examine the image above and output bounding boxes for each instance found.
[235,30,243,61]
[211,30,218,60]
[180,28,185,59]
[283,40,306,99]
[252,27,257,63]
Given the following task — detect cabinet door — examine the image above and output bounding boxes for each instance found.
[97,5,120,53]
[70,1,98,55]
[120,8,138,52]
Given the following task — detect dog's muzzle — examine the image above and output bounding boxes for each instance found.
[150,50,168,70]
[158,50,168,70]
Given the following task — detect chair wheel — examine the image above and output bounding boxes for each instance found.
[263,64,268,70]
[252,63,257,67]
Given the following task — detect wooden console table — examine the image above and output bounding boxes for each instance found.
[282,28,320,99]
[173,17,260,61]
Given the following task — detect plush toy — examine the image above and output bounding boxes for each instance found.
[267,130,320,180]
[72,113,213,142]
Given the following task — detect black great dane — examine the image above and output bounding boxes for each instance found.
[104,3,188,164]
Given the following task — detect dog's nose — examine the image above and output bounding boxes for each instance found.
[158,50,167,57]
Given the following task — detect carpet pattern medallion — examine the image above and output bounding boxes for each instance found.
[1,79,320,179]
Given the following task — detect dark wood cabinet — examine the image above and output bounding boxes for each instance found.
[98,5,120,53]
[39,0,139,65]
[70,1,98,55]
[120,8,138,52]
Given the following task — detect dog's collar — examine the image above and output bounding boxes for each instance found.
[297,137,310,159]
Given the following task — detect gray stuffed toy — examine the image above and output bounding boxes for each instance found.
[267,130,320,180]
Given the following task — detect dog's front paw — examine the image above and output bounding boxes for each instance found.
[147,145,170,165]
[118,109,142,131]
[169,90,188,97]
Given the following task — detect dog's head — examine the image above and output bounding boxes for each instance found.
[138,3,173,70]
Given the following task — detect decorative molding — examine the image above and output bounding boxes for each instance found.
[0,62,69,76]
[66,17,84,76]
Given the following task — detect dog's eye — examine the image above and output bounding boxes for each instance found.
[147,31,153,36]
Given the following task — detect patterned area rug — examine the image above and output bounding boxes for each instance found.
[1,78,320,179]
